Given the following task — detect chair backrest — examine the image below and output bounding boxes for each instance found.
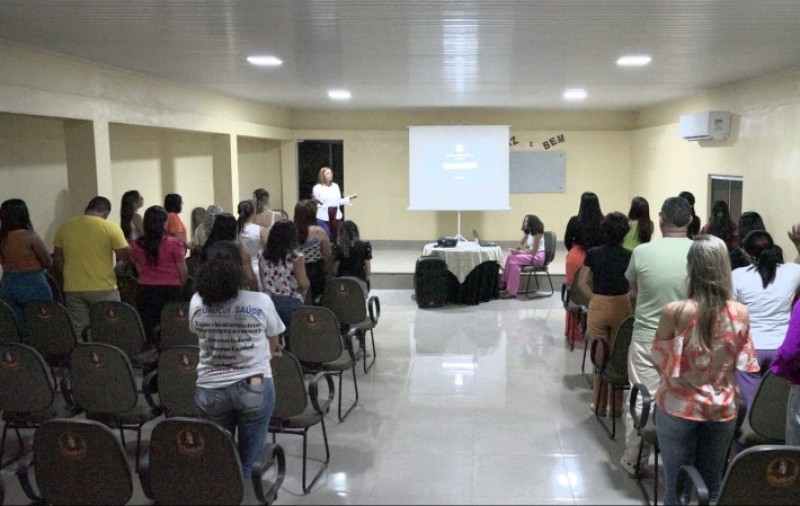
[115,274,139,307]
[89,301,147,357]
[717,444,800,504]
[0,343,55,413]
[270,351,310,419]
[542,230,557,266]
[568,266,591,308]
[289,306,345,364]
[608,316,635,376]
[322,276,367,326]
[33,419,133,505]
[750,371,791,441]
[146,417,244,505]
[70,342,138,415]
[157,346,200,417]
[160,301,198,347]
[25,300,77,362]
[0,299,21,344]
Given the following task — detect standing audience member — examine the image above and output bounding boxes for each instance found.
[238,200,268,290]
[189,240,284,478]
[333,220,373,291]
[294,199,332,304]
[620,196,693,475]
[260,220,309,327]
[194,204,223,251]
[576,212,632,418]
[701,200,739,250]
[563,192,604,341]
[312,166,357,243]
[164,193,190,248]
[679,190,701,239]
[0,199,53,338]
[771,288,800,445]
[129,206,188,346]
[731,230,800,412]
[119,190,144,241]
[622,196,654,251]
[729,211,784,270]
[53,196,130,337]
[252,188,283,231]
[189,206,208,246]
[651,235,758,505]
[199,213,258,292]
[499,214,545,298]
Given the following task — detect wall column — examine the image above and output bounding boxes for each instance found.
[63,119,112,215]
[212,133,239,212]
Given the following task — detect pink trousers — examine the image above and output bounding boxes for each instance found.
[500,251,545,295]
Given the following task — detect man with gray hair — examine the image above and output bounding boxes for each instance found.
[620,196,693,475]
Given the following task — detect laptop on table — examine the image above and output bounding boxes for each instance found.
[471,229,497,247]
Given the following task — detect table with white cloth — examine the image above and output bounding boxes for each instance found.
[421,242,504,305]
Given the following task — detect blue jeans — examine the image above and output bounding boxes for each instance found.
[0,270,52,340]
[271,294,303,329]
[655,407,736,505]
[195,377,276,477]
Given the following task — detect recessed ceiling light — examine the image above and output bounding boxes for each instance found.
[246,55,283,66]
[328,89,352,101]
[563,88,587,101]
[617,55,652,67]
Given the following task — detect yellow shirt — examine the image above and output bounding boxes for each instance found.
[53,215,128,292]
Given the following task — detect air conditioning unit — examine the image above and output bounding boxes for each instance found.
[679,111,731,141]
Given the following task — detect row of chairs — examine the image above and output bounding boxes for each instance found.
[16,416,285,505]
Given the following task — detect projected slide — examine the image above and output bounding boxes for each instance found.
[408,125,510,211]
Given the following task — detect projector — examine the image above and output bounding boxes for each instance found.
[436,236,458,248]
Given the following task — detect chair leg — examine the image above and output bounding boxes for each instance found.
[580,337,592,386]
[0,425,24,469]
[361,330,376,374]
[337,366,359,422]
[301,417,331,494]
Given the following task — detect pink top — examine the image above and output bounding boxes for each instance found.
[651,300,759,422]
[130,236,186,286]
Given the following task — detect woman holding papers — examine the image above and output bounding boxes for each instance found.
[312,166,357,243]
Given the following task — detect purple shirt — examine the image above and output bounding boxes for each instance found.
[771,299,800,384]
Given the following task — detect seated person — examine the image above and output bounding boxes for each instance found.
[499,214,545,298]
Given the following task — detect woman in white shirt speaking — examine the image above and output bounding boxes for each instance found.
[311,166,357,243]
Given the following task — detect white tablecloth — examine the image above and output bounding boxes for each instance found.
[421,242,504,283]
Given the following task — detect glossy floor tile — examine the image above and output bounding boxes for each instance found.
[0,288,657,505]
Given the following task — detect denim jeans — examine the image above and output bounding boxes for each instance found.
[195,377,276,477]
[271,294,303,329]
[655,407,736,505]
[0,270,52,340]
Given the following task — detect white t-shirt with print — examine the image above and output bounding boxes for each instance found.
[189,290,285,388]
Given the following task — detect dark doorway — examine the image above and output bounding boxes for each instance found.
[297,140,344,203]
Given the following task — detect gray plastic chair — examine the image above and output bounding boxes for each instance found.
[737,370,791,447]
[322,276,380,373]
[143,345,200,418]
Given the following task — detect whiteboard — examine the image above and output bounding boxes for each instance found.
[509,151,566,193]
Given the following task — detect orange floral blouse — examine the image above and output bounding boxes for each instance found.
[651,300,759,422]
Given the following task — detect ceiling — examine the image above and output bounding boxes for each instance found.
[2,1,800,112]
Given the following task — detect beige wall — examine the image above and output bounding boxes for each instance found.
[2,41,799,254]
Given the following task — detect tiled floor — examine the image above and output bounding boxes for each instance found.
[1,287,658,505]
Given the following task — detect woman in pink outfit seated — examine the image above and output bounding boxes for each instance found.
[500,215,545,298]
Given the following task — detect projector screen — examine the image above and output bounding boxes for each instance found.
[408,125,510,211]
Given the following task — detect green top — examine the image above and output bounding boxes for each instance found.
[623,220,641,251]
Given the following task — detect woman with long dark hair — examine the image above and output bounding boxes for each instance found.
[200,213,259,291]
[701,200,739,249]
[129,205,187,345]
[563,191,603,341]
[164,193,189,247]
[732,230,800,412]
[333,220,372,291]
[190,240,284,478]
[0,198,53,337]
[294,199,331,304]
[260,220,309,327]
[652,235,758,505]
[119,190,144,241]
[729,211,784,270]
[622,196,653,250]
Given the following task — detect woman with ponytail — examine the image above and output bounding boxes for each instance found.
[732,230,800,412]
[237,200,268,290]
[129,205,188,345]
